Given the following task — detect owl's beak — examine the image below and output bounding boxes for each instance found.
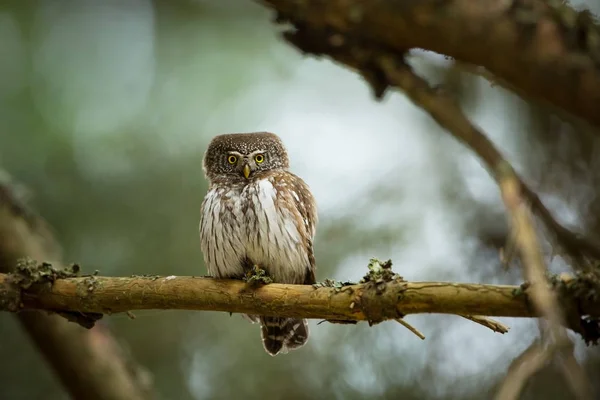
[243,164,251,179]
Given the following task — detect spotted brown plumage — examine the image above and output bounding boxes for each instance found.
[199,132,318,356]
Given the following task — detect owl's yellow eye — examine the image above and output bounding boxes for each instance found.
[227,155,237,164]
[254,154,265,164]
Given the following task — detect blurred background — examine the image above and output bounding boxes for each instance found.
[1,0,600,399]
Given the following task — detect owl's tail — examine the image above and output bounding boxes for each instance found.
[259,317,309,356]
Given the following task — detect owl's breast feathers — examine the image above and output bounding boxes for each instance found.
[199,171,317,284]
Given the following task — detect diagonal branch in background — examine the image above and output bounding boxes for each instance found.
[270,12,600,273]
[0,172,154,400]
[455,61,600,138]
[261,0,600,128]
[377,54,600,271]
[495,166,593,400]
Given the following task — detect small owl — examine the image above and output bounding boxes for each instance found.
[199,132,318,356]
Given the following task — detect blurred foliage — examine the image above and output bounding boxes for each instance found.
[1,1,600,399]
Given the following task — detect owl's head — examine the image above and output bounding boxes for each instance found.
[203,132,290,183]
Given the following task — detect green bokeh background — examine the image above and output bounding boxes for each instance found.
[1,1,599,399]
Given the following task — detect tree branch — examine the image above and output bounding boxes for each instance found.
[277,16,600,272]
[1,269,599,342]
[2,273,529,318]
[0,172,154,400]
[496,165,593,399]
[261,0,600,128]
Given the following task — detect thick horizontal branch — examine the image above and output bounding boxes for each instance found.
[261,0,600,128]
[3,273,600,324]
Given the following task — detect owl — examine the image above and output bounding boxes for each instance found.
[199,132,318,356]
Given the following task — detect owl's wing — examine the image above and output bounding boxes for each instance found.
[281,172,318,285]
[288,174,318,238]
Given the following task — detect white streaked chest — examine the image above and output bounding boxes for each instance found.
[200,178,309,283]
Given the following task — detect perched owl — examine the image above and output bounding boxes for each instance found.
[199,132,318,356]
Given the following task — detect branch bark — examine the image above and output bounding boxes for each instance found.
[0,173,153,400]
[3,273,534,318]
[260,0,600,128]
[1,271,599,338]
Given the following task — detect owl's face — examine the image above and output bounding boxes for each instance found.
[203,132,290,183]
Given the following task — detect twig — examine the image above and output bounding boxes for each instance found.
[497,168,563,329]
[494,167,592,399]
[460,315,509,334]
[500,216,520,269]
[395,318,425,340]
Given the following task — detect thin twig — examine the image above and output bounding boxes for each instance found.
[494,168,589,399]
[499,221,520,269]
[460,315,509,334]
[498,169,564,328]
[395,318,425,340]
